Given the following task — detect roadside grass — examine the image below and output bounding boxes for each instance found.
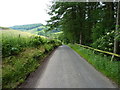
[69,44,120,86]
[2,30,61,88]
[2,47,53,88]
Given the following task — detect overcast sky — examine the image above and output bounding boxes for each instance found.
[0,0,53,27]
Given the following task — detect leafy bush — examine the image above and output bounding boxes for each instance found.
[92,23,105,42]
[30,36,43,47]
[47,39,56,44]
[44,44,53,53]
[2,30,32,57]
[33,51,43,60]
[91,31,115,52]
[10,47,20,55]
[2,30,61,57]
[2,30,62,88]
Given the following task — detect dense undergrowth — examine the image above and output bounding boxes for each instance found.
[91,30,120,53]
[2,30,61,88]
[69,44,120,86]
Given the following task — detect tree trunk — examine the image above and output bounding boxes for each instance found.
[111,1,120,61]
[80,32,82,45]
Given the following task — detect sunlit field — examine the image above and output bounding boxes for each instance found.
[2,29,61,88]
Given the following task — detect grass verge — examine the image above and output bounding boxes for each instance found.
[2,45,57,88]
[69,44,120,86]
[2,30,61,88]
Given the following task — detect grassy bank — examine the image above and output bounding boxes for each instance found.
[2,30,61,88]
[69,44,120,86]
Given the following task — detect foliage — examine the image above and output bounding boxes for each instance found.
[2,30,61,88]
[9,23,62,39]
[38,29,62,39]
[92,30,115,52]
[2,48,42,88]
[47,2,117,44]
[91,23,106,42]
[30,36,44,47]
[2,30,33,57]
[69,44,120,85]
[2,30,61,57]
[47,2,120,53]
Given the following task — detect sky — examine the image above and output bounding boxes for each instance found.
[0,0,53,27]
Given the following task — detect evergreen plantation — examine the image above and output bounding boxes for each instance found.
[47,2,120,55]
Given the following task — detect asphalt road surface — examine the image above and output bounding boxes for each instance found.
[20,45,116,88]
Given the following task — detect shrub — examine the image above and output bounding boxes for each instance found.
[91,31,115,52]
[2,30,62,88]
[47,39,55,44]
[33,51,43,60]
[10,47,20,55]
[44,44,53,53]
[30,36,43,47]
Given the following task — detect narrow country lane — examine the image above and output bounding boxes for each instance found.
[20,45,116,88]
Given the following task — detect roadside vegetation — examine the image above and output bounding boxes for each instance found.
[1,1,120,88]
[47,2,120,86]
[69,44,120,85]
[2,30,61,88]
[47,2,120,57]
[9,24,63,39]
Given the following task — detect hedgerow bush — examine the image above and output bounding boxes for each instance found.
[92,32,113,52]
[2,30,61,57]
[91,30,120,52]
[2,30,62,88]
[30,36,43,47]
[44,44,53,53]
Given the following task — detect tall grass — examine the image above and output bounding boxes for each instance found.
[69,44,120,86]
[2,30,61,57]
[2,30,36,57]
[2,30,61,88]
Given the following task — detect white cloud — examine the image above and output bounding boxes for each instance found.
[0,0,53,27]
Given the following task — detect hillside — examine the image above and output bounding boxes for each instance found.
[2,29,61,88]
[9,23,43,30]
[9,24,62,39]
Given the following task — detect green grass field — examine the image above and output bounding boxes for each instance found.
[2,29,61,88]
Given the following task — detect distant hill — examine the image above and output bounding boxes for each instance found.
[9,23,43,30]
[9,23,62,39]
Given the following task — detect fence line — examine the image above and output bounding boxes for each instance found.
[77,44,120,58]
